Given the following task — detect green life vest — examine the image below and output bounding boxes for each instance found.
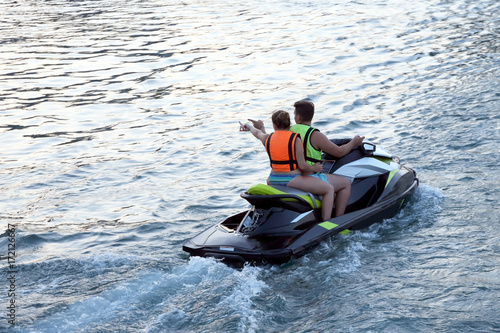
[290,124,322,165]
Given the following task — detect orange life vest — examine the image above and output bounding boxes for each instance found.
[264,131,299,172]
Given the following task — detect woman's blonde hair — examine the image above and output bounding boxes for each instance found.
[271,110,291,130]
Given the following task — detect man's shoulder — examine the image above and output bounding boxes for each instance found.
[310,129,330,148]
[291,124,320,132]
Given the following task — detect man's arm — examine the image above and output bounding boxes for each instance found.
[247,119,266,134]
[312,131,365,158]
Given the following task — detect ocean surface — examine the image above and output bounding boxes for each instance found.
[1,0,499,332]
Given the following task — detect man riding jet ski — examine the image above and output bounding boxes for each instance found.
[183,138,419,265]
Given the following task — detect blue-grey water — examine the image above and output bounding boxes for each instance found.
[1,0,499,332]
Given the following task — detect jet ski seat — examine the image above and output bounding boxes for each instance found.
[241,184,322,213]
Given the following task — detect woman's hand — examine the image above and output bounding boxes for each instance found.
[312,162,323,173]
[240,121,269,144]
[239,121,250,131]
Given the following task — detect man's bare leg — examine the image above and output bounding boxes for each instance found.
[326,174,351,216]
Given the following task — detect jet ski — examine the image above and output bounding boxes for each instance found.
[183,139,419,265]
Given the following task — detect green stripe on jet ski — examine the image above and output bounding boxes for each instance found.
[385,169,398,188]
[375,157,393,165]
[247,184,322,209]
[318,221,339,230]
[319,222,350,234]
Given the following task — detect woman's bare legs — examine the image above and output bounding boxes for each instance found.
[288,176,334,221]
[326,174,351,217]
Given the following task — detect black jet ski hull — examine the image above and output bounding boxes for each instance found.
[183,142,419,265]
[183,175,418,265]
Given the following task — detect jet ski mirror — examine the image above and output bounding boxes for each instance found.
[361,142,376,156]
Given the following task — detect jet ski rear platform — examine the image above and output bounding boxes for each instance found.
[183,140,419,265]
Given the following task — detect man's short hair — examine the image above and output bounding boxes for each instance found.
[294,100,315,122]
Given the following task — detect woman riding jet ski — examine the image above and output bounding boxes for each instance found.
[183,109,418,265]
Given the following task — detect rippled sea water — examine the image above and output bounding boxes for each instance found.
[1,0,499,332]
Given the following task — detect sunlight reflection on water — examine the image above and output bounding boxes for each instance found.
[1,0,499,331]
